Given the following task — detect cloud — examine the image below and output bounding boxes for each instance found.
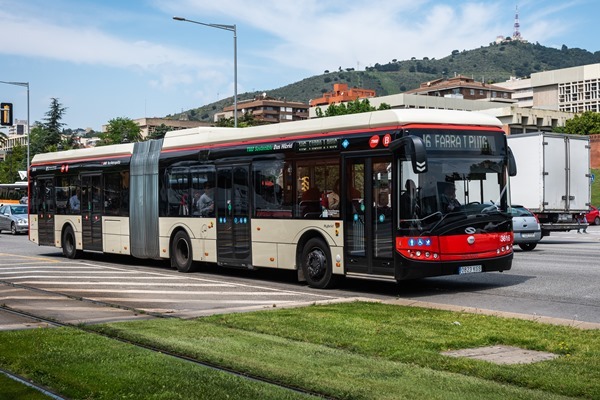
[0,7,229,90]
[163,0,510,74]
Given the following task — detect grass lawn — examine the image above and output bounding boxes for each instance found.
[1,301,598,399]
[0,373,53,400]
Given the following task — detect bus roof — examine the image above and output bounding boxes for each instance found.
[31,109,503,164]
[162,109,503,151]
[31,143,135,165]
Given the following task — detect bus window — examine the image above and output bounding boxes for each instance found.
[253,160,292,218]
[191,166,215,217]
[104,172,129,216]
[166,167,190,216]
[296,159,339,219]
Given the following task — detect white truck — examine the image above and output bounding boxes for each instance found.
[508,132,591,237]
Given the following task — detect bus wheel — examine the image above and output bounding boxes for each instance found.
[171,230,197,273]
[62,226,79,259]
[301,238,336,289]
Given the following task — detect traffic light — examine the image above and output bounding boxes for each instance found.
[1,103,13,126]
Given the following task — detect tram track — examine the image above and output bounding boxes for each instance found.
[0,291,336,399]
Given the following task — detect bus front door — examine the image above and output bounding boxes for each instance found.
[35,177,56,246]
[81,175,103,252]
[216,165,252,268]
[344,156,394,277]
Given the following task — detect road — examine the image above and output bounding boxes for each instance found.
[1,226,599,330]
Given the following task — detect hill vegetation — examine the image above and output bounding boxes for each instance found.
[166,40,600,123]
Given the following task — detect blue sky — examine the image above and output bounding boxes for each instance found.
[0,0,598,131]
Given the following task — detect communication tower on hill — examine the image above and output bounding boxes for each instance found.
[512,5,522,41]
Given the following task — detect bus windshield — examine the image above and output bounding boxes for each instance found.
[398,154,508,234]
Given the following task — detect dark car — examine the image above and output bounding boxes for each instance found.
[585,205,599,225]
[511,205,541,251]
[0,204,29,235]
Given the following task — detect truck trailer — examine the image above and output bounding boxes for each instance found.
[508,132,591,237]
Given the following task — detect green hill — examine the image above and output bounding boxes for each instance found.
[166,41,600,123]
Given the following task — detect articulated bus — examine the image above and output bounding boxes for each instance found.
[29,109,516,288]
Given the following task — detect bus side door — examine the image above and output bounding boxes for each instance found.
[35,177,56,246]
[81,174,103,251]
[216,164,252,267]
[343,156,394,276]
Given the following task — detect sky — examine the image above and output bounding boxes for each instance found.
[0,0,598,132]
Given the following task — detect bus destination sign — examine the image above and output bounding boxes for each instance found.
[246,141,294,154]
[422,132,496,153]
[296,138,340,153]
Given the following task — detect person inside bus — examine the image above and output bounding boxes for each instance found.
[192,190,202,216]
[377,192,391,220]
[327,180,340,210]
[400,179,417,218]
[300,186,321,218]
[440,182,461,213]
[198,182,214,217]
[69,188,81,212]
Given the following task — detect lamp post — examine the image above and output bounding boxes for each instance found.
[173,16,237,128]
[0,80,30,175]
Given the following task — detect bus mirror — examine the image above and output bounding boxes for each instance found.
[389,135,428,174]
[508,147,517,177]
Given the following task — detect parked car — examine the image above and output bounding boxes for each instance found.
[585,205,600,225]
[511,205,542,251]
[0,204,29,235]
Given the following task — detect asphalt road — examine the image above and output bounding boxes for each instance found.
[1,226,599,330]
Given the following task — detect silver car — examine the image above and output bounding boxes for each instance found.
[511,205,541,251]
[0,204,29,235]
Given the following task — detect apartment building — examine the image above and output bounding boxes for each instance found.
[496,63,600,113]
[404,75,514,102]
[215,94,309,124]
[309,83,376,107]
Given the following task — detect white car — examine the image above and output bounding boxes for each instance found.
[511,205,542,251]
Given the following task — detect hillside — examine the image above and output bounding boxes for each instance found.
[166,41,600,123]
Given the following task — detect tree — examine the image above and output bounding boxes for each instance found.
[44,98,67,147]
[148,123,170,140]
[315,99,391,117]
[0,144,25,183]
[98,117,142,146]
[28,98,68,156]
[563,111,600,135]
[215,111,267,128]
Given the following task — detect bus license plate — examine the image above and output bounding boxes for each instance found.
[458,265,482,274]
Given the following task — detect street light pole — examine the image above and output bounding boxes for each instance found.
[0,80,30,175]
[173,16,238,128]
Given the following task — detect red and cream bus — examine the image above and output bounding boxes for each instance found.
[29,109,516,288]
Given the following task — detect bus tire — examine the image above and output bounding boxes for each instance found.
[171,230,197,273]
[62,226,80,259]
[301,237,336,289]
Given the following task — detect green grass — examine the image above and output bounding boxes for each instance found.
[2,302,597,399]
[0,373,53,399]
[0,328,314,400]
